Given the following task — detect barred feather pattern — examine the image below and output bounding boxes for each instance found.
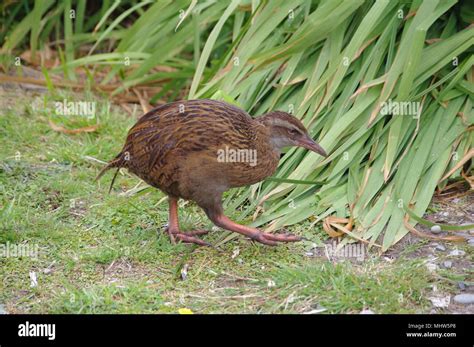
[98,99,282,208]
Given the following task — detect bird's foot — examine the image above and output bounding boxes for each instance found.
[251,231,302,246]
[165,227,211,247]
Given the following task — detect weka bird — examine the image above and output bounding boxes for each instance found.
[97,99,327,246]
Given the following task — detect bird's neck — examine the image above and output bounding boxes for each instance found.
[254,120,281,156]
[228,122,278,185]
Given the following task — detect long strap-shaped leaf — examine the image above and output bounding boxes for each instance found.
[265,177,324,186]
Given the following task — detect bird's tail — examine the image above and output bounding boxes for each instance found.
[95,153,126,194]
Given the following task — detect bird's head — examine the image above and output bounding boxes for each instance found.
[257,111,327,157]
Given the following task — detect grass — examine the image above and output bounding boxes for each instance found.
[1,1,473,251]
[0,89,470,314]
[263,261,431,313]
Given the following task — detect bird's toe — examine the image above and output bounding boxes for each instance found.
[253,232,302,244]
[174,232,212,247]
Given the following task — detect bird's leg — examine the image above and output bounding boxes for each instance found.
[165,197,210,246]
[208,212,301,246]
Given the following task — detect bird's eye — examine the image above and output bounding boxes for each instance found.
[290,129,300,136]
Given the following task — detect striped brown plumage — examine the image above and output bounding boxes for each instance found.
[98,99,327,246]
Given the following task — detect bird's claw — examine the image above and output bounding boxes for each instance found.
[251,232,302,246]
[174,232,211,247]
[165,227,211,247]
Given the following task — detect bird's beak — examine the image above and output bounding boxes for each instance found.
[298,136,328,157]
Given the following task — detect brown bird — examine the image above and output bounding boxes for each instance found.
[97,99,327,246]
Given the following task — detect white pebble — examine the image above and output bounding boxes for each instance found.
[443,261,452,269]
[449,249,465,256]
[453,294,474,305]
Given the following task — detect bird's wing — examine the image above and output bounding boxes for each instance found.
[122,100,258,174]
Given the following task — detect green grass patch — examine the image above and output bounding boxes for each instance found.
[0,89,469,313]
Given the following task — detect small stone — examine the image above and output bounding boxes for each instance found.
[467,239,474,246]
[443,261,452,269]
[267,280,276,288]
[449,249,465,256]
[43,268,51,274]
[458,282,466,291]
[360,309,375,314]
[430,225,442,234]
[453,294,474,305]
[0,304,7,314]
[305,252,314,257]
[435,244,446,252]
